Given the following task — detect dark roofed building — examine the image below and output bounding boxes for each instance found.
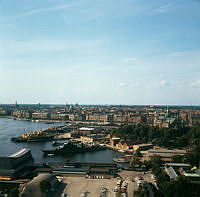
[52,167,89,175]
[0,149,34,180]
[89,167,117,175]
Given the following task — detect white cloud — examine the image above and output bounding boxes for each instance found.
[191,80,200,88]
[154,4,172,13]
[119,57,138,63]
[146,80,171,88]
[0,39,105,55]
[0,23,18,29]
[147,3,174,16]
[160,80,170,86]
[118,82,129,88]
[62,15,71,25]
[169,51,200,58]
[1,2,84,21]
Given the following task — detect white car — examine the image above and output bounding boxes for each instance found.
[61,194,69,197]
[135,176,143,182]
[138,180,146,187]
[113,186,119,192]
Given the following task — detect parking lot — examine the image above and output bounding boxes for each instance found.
[62,176,117,197]
[61,170,148,197]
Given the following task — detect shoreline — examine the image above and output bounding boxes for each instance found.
[0,116,121,127]
[0,116,68,123]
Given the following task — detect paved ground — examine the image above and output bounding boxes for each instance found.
[62,176,116,197]
[60,170,145,197]
[119,170,156,197]
[119,170,141,197]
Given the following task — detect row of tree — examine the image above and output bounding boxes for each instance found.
[112,123,200,148]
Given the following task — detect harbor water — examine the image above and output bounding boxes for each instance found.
[0,118,122,164]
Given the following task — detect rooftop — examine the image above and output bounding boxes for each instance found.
[165,163,191,167]
[184,173,200,178]
[148,149,187,154]
[8,148,30,158]
[79,127,94,131]
[134,143,153,147]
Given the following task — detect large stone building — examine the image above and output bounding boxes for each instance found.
[50,112,69,120]
[32,112,50,120]
[165,163,200,184]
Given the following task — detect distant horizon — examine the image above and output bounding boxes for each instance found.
[0,102,200,107]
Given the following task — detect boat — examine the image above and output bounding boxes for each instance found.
[46,122,54,124]
[11,135,55,142]
[27,136,55,142]
[52,141,64,146]
[10,126,60,143]
[47,153,54,157]
[113,157,130,163]
[43,140,106,155]
[118,150,126,153]
[11,137,27,142]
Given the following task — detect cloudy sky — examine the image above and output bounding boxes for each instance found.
[0,0,200,105]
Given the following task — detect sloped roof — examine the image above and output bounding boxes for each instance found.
[8,148,30,158]
[120,140,143,146]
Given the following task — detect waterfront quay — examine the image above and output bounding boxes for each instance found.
[0,146,143,197]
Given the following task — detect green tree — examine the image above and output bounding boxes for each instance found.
[186,145,200,167]
[171,155,184,163]
[150,155,163,176]
[39,180,51,197]
[8,187,19,197]
[151,155,162,168]
[134,149,142,157]
[156,172,170,189]
[176,136,189,147]
[133,187,148,197]
[130,155,142,169]
[143,160,152,170]
[161,176,200,197]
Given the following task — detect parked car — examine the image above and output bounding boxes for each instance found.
[61,193,69,197]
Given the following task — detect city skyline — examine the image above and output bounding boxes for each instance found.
[0,0,200,105]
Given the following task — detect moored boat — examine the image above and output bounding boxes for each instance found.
[43,140,106,156]
[113,157,130,163]
[11,135,55,142]
[118,149,126,153]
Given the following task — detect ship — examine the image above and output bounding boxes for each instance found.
[51,140,64,146]
[11,127,60,142]
[11,135,55,142]
[43,140,106,155]
[112,157,130,163]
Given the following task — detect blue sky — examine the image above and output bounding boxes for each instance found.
[0,0,200,105]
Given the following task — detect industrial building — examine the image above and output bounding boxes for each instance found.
[165,163,200,184]
[0,149,34,180]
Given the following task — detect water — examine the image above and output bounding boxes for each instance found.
[0,118,121,164]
